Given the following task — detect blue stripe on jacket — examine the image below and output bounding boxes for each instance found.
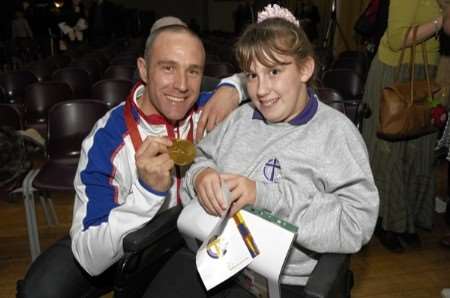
[80,91,213,230]
[196,91,213,109]
[81,105,126,230]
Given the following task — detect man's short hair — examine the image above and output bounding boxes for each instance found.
[143,24,201,62]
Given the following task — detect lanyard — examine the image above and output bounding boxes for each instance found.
[124,95,194,204]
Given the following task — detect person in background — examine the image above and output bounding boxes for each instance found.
[436,0,450,250]
[11,9,35,63]
[144,5,379,298]
[11,10,33,40]
[57,0,88,50]
[362,0,448,253]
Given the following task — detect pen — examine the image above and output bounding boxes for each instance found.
[233,211,260,258]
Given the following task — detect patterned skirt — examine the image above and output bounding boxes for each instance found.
[361,55,438,233]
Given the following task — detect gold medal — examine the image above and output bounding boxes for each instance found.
[168,139,196,166]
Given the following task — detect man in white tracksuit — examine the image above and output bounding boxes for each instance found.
[19,22,247,298]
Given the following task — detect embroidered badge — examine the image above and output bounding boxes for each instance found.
[263,158,281,183]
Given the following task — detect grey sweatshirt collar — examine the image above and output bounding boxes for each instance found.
[252,87,318,125]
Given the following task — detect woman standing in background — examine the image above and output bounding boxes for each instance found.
[362,0,447,252]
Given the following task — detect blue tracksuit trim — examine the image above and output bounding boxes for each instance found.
[81,106,126,230]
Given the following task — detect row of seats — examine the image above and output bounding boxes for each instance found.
[0,39,143,139]
[0,57,137,104]
[25,79,132,137]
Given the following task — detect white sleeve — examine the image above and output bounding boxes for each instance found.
[217,73,248,104]
[70,120,167,276]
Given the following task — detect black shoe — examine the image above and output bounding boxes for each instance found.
[376,229,405,253]
[398,233,421,249]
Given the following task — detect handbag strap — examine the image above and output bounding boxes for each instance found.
[395,0,421,78]
[410,26,433,105]
[394,26,414,81]
[395,25,433,106]
[420,33,433,101]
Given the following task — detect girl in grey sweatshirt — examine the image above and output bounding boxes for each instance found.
[147,5,379,298]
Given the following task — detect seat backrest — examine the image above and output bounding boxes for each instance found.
[321,69,364,100]
[110,55,138,66]
[316,87,365,127]
[316,87,346,114]
[0,103,23,129]
[337,50,369,63]
[26,61,57,82]
[0,70,38,104]
[206,54,221,63]
[103,65,136,81]
[332,57,368,79]
[84,53,109,72]
[72,58,102,84]
[91,79,132,108]
[52,67,92,98]
[314,47,334,79]
[24,81,73,124]
[47,100,107,158]
[204,62,235,79]
[318,85,369,129]
[47,54,72,68]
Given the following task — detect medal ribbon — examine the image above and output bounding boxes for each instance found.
[124,96,194,205]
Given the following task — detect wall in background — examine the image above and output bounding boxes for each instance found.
[108,0,334,35]
[108,0,367,52]
[108,0,235,32]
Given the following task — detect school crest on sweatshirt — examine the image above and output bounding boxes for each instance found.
[263,158,281,183]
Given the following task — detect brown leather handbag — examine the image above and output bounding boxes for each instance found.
[377,25,440,141]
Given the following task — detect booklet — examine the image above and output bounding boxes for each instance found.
[194,186,257,290]
[177,186,298,297]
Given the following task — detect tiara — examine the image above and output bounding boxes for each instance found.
[257,4,300,27]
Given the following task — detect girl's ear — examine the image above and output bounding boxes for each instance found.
[137,57,148,84]
[299,56,315,83]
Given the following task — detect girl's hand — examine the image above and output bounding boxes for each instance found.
[194,168,227,216]
[221,173,256,216]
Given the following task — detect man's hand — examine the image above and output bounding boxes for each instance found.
[135,136,174,193]
[195,85,239,142]
[194,168,227,216]
[221,173,256,216]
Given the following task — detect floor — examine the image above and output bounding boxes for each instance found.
[0,162,449,298]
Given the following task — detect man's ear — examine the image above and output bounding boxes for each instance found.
[137,57,148,84]
[299,56,315,83]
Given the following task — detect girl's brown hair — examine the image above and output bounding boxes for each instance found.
[235,17,315,76]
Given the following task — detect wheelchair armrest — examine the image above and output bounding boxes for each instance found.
[123,205,182,253]
[304,253,351,298]
[115,206,184,297]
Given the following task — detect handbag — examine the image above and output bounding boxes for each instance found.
[377,25,440,141]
